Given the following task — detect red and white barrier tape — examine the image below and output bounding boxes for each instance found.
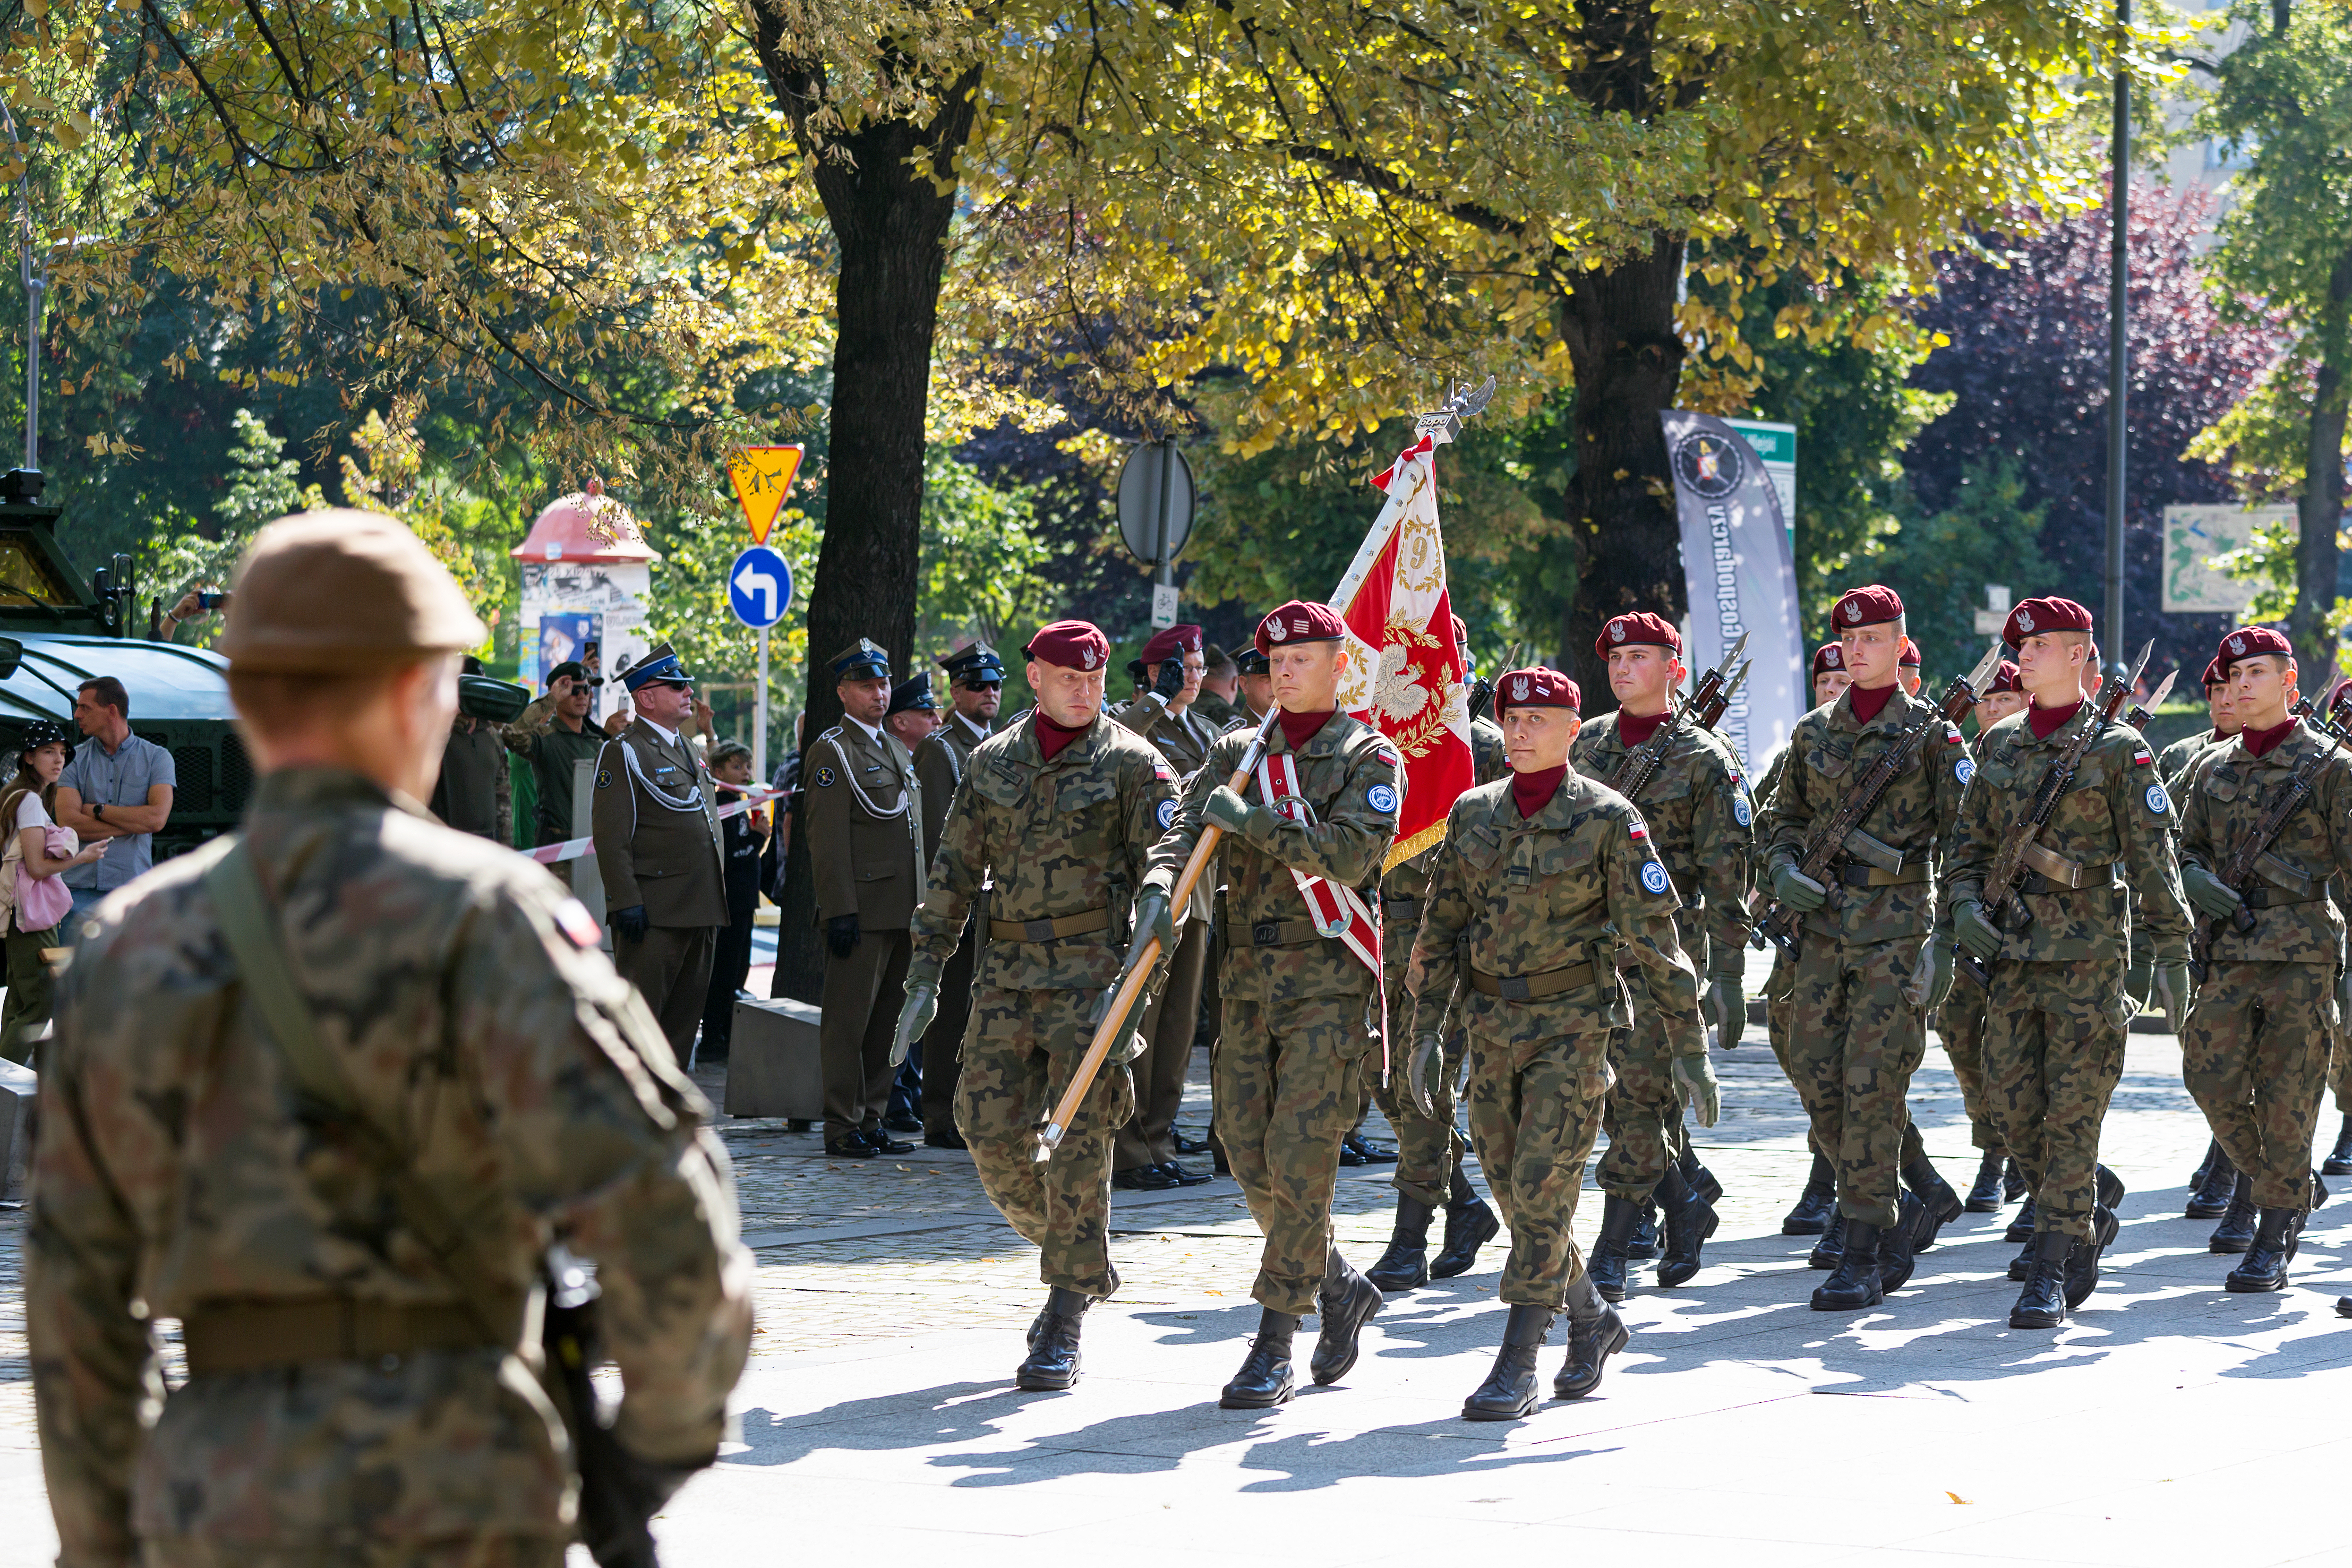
[524,782,788,866]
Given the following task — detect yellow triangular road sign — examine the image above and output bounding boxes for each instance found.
[728,445,805,545]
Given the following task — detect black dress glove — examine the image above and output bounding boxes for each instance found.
[826,913,861,958]
[609,904,648,942]
[1154,657,1186,701]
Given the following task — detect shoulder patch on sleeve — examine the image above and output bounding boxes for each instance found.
[1156,798,1178,829]
[1628,813,1650,844]
[812,765,837,789]
[595,766,613,790]
[1639,860,1671,895]
[1955,757,1975,786]
[1366,782,1399,815]
[552,897,603,948]
[2132,746,2153,768]
[1373,744,1400,769]
[1946,723,1964,746]
[2144,783,2170,817]
[1153,760,1174,782]
[1732,795,1752,827]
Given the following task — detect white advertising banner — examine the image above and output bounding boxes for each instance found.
[1663,409,1804,770]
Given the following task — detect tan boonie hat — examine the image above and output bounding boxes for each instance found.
[218,509,487,673]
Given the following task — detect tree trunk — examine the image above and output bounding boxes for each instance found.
[2288,244,2352,695]
[753,26,980,1000]
[1553,231,1689,701]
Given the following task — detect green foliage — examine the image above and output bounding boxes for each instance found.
[1862,457,2053,682]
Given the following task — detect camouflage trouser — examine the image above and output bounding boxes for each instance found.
[1463,1025,1611,1308]
[1597,969,1687,1202]
[1216,993,1376,1315]
[2331,1022,2351,1113]
[2181,961,2333,1212]
[957,986,1136,1297]
[1783,935,1927,1229]
[1980,958,2129,1238]
[1366,961,1466,1207]
[1934,987,2004,1152]
[146,1540,566,1567]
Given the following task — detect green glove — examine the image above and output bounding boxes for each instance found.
[1115,1029,1149,1066]
[1903,936,1954,1010]
[1202,784,1275,843]
[2124,948,2153,1013]
[891,983,937,1068]
[2155,963,2194,1036]
[1706,971,1745,1049]
[1407,1032,1446,1119]
[1672,1051,1721,1129]
[2181,863,2245,921]
[1953,899,2004,962]
[1130,887,1175,964]
[1769,862,1827,912]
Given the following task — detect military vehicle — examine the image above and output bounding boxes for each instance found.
[0,468,246,863]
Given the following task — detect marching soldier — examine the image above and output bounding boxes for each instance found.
[2175,625,2349,1293]
[1410,666,1697,1418]
[2168,655,2250,1223]
[1143,601,1398,1409]
[591,641,728,1067]
[893,620,1178,1390]
[1939,658,2028,1213]
[806,638,927,1158]
[30,511,750,1565]
[1759,586,1971,1310]
[1945,597,2190,1326]
[1569,613,1747,1300]
[1112,624,1219,1189]
[907,641,1007,1150]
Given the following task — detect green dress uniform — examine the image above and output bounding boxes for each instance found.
[804,715,927,1143]
[910,707,995,1142]
[502,695,610,846]
[591,712,728,1067]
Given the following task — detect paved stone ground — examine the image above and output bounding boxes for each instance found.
[3,1001,2349,1565]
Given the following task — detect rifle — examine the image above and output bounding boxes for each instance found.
[1469,640,1524,724]
[2125,666,2178,734]
[2189,685,2352,978]
[545,1248,664,1568]
[1605,632,1748,804]
[1752,642,2004,957]
[1953,640,2153,988]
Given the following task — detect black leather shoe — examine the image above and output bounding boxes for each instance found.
[1210,1129,1231,1176]
[1342,1132,1398,1166]
[1965,1149,2008,1213]
[1015,1288,1090,1390]
[825,1135,879,1158]
[2227,1207,2298,1292]
[1811,1221,1884,1310]
[1902,1155,1966,1253]
[1588,1196,1639,1303]
[2009,1229,2072,1328]
[1310,1253,1383,1385]
[1337,1137,1369,1168]
[1173,1128,1213,1155]
[1627,1202,1660,1260]
[1879,1193,1926,1293]
[1366,1197,1435,1292]
[923,1128,969,1151]
[1113,1165,1182,1192]
[2096,1164,2125,1212]
[1783,1152,1838,1235]
[2210,1174,2257,1254]
[1554,1300,1629,1400]
[884,1113,923,1135]
[2003,1156,2028,1203]
[2004,1196,2039,1244]
[1165,1161,1214,1187]
[1462,1304,1552,1421]
[1220,1310,1297,1409]
[861,1128,914,1155]
[1677,1149,1725,1206]
[1808,1211,1846,1270]
[2186,1143,2237,1219]
[1655,1166,1718,1289]
[2325,1117,2352,1178]
[2007,1240,2033,1282]
[2065,1205,2119,1308]
[1431,1168,1500,1279]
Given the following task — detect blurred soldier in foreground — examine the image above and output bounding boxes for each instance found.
[907,641,1006,1149]
[29,510,750,1567]
[895,620,1177,1390]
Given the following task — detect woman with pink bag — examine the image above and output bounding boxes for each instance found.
[2,718,107,1064]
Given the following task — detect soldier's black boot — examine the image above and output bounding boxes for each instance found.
[1677,1147,1725,1206]
[1431,1166,1501,1279]
[2004,1195,2039,1245]
[1588,1196,1640,1303]
[2324,1117,2352,1179]
[1015,1288,1090,1391]
[2186,1143,2238,1219]
[2226,1207,2298,1292]
[1219,1309,1297,1409]
[2210,1173,2258,1254]
[1309,1248,1383,1385]
[2096,1163,2126,1212]
[1462,1304,1553,1421]
[1811,1220,1884,1311]
[1902,1153,1966,1253]
[1627,1202,1660,1260]
[1878,1192,1927,1293]
[1784,1152,1838,1235]
[1655,1166,1719,1288]
[1366,1197,1436,1292]
[2064,1205,2120,1309]
[2009,1229,2073,1329]
[1966,1148,2008,1213]
[1554,1271,1630,1400]
[1807,1211,1846,1270]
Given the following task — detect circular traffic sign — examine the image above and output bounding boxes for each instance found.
[1116,441,1196,567]
[728,545,793,629]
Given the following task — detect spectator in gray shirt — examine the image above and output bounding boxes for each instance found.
[54,675,177,940]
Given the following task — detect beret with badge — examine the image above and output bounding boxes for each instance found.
[2218,625,2294,670]
[1595,611,1681,659]
[2002,595,2093,646]
[1025,619,1110,670]
[1140,623,1203,665]
[1811,642,1846,681]
[1254,599,1346,655]
[1831,584,1903,629]
[1491,666,1581,717]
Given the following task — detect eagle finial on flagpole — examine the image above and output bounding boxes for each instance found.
[1415,374,1498,447]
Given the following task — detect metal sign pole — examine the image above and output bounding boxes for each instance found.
[754,623,770,787]
[1154,440,1175,589]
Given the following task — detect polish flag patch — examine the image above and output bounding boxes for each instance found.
[1945,723,1964,746]
[1629,816,1650,843]
[1153,761,1174,782]
[2132,747,2153,768]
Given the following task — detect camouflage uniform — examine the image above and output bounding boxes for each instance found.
[2175,721,2352,1212]
[1930,721,2002,1154]
[1144,713,1398,1315]
[1411,767,1701,1306]
[28,768,751,1566]
[908,712,1178,1296]
[2157,727,2222,797]
[1945,708,2190,1235]
[1569,713,1751,1201]
[1760,687,1970,1229]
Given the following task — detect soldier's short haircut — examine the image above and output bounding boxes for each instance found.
[77,675,130,718]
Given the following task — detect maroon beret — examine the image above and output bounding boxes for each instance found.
[1596,611,1682,659]
[1811,642,1846,680]
[1492,666,1581,717]
[1255,599,1346,655]
[1139,623,1202,664]
[1832,585,1903,629]
[2219,626,2294,669]
[1989,659,2022,695]
[2003,596,2093,644]
[1023,619,1110,671]
[2201,655,2228,690]
[1898,637,1921,667]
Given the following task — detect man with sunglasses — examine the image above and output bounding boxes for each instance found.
[908,641,1008,1147]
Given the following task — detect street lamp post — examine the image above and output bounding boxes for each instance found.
[2105,0,2131,658]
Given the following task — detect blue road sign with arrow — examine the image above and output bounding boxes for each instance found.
[729,545,792,630]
